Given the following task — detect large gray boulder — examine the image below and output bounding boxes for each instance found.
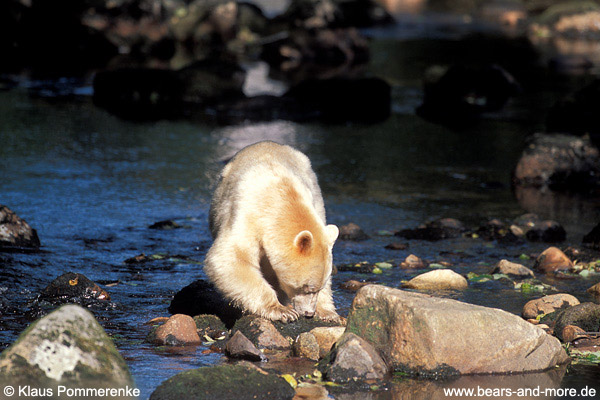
[345,285,569,376]
[0,304,136,397]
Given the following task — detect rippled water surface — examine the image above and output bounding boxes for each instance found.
[1,32,600,398]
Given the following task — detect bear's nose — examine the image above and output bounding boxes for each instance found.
[303,310,315,318]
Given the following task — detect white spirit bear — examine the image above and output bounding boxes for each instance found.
[204,141,341,323]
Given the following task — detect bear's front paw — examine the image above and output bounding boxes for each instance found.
[263,304,299,323]
[316,309,346,325]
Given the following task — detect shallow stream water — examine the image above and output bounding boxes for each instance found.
[1,20,600,399]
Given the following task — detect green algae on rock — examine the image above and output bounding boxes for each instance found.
[149,365,295,400]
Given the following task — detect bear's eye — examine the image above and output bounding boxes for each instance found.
[302,284,318,294]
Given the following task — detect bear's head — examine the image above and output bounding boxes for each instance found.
[272,224,339,318]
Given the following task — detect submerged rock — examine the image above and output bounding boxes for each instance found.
[492,259,534,278]
[169,279,243,328]
[475,219,521,242]
[225,331,266,362]
[147,314,201,346]
[583,222,600,249]
[194,314,227,339]
[0,205,40,250]
[529,1,600,39]
[522,294,580,319]
[553,302,600,341]
[150,364,295,400]
[547,79,600,138]
[0,304,134,392]
[533,247,574,273]
[512,133,600,190]
[320,332,388,383]
[345,285,568,376]
[525,220,566,243]
[39,272,110,304]
[93,60,246,120]
[338,223,369,241]
[395,218,467,241]
[416,64,520,127]
[148,220,181,230]
[403,269,468,291]
[276,0,393,29]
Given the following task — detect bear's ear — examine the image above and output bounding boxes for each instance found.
[325,224,339,244]
[294,230,313,254]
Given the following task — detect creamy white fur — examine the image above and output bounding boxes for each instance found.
[204,141,340,323]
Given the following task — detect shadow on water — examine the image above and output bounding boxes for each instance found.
[1,30,600,397]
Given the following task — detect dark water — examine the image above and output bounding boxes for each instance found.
[2,31,600,398]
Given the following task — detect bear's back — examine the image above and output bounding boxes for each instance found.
[209,141,326,238]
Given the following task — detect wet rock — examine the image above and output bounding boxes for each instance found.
[150,364,295,400]
[561,325,587,343]
[547,79,600,139]
[583,222,600,249]
[521,293,580,319]
[320,332,388,383]
[340,280,369,292]
[384,242,408,250]
[293,383,329,400]
[587,282,600,296]
[277,0,393,30]
[39,272,110,304]
[400,254,427,269]
[529,1,600,39]
[0,205,40,250]
[272,316,345,340]
[554,302,600,341]
[194,314,227,339]
[476,219,520,242]
[309,326,345,358]
[533,247,574,273]
[232,316,291,350]
[124,253,152,264]
[147,314,201,346]
[512,133,600,190]
[215,76,391,123]
[0,304,134,390]
[345,285,569,376]
[93,60,246,120]
[293,332,319,360]
[416,64,520,127]
[169,279,243,328]
[492,259,534,278]
[262,28,369,72]
[225,331,266,362]
[526,220,567,243]
[402,269,468,291]
[338,222,369,241]
[282,77,391,123]
[148,219,181,230]
[395,218,467,241]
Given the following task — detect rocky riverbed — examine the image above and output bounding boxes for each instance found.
[2,0,600,399]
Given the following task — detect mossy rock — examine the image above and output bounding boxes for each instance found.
[149,365,295,400]
[194,314,227,336]
[554,302,600,340]
[535,1,600,25]
[0,304,134,393]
